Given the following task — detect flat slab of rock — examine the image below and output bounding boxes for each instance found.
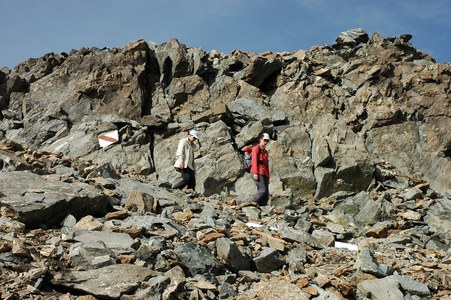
[0,171,112,228]
[73,230,135,254]
[51,264,155,299]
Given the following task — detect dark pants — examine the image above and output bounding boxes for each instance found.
[173,168,196,190]
[253,174,269,206]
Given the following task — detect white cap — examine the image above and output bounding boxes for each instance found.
[262,133,270,140]
[189,130,199,140]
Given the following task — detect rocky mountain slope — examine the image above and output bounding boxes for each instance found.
[0,28,450,299]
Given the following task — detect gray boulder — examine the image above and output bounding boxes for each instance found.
[215,237,251,272]
[0,171,112,228]
[253,247,285,273]
[335,28,369,47]
[174,242,223,276]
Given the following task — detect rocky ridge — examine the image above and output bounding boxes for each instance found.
[0,28,450,299]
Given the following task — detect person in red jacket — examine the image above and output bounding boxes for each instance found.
[250,132,270,206]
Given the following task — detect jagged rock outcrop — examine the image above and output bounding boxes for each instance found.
[1,29,449,198]
[0,28,450,299]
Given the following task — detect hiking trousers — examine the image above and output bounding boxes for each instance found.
[173,167,196,190]
[253,174,269,206]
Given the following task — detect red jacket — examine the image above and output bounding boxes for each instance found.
[250,145,270,179]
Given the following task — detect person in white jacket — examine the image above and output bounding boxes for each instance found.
[172,129,199,190]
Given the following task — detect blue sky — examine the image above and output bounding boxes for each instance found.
[1,0,450,69]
